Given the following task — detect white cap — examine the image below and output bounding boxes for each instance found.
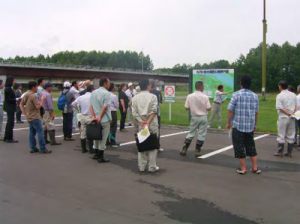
[128,82,133,87]
[63,81,71,88]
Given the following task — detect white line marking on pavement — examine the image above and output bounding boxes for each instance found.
[119,130,189,147]
[198,134,270,159]
[56,133,80,138]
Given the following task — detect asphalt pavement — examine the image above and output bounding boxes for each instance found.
[0,118,300,224]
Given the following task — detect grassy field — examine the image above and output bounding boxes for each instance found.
[161,94,278,133]
[52,89,278,134]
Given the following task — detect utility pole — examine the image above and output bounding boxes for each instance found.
[262,0,267,100]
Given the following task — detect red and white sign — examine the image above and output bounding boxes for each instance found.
[164,85,175,102]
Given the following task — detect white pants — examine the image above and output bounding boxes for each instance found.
[277,117,295,144]
[138,150,158,172]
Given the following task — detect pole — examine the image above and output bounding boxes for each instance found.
[169,103,172,121]
[262,0,267,101]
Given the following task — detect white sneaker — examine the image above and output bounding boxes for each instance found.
[158,148,164,152]
[149,166,160,173]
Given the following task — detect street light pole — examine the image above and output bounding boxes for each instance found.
[262,0,267,100]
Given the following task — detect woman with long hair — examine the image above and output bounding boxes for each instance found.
[4,76,18,143]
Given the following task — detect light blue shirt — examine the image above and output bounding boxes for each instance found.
[90,87,111,124]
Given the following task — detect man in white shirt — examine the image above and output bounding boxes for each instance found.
[72,85,94,153]
[180,81,211,157]
[274,81,297,157]
[125,82,135,126]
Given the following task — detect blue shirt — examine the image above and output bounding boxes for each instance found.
[228,89,259,133]
[90,87,111,124]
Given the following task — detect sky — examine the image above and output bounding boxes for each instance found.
[0,0,299,68]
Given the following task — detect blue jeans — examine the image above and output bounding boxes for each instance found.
[29,119,46,151]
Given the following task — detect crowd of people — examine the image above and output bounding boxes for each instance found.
[0,76,164,172]
[0,75,299,174]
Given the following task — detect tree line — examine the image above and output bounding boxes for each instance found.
[155,42,300,92]
[1,42,299,92]
[1,50,153,71]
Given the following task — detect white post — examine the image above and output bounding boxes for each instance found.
[169,103,172,121]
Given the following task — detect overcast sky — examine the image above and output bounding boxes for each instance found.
[0,0,299,68]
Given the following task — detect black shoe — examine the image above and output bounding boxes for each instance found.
[4,139,18,143]
[180,140,191,156]
[92,149,100,159]
[64,137,75,141]
[30,147,40,153]
[97,150,110,163]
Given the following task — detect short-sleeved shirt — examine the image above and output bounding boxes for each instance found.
[72,92,91,115]
[42,91,54,111]
[276,90,297,118]
[228,89,259,133]
[22,91,41,122]
[214,90,224,104]
[185,91,211,116]
[90,87,111,124]
[119,91,129,110]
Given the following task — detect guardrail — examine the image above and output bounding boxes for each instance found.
[0,60,188,78]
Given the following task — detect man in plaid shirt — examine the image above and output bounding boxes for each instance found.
[227,75,261,175]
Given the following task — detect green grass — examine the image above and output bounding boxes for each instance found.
[53,88,278,134]
[161,94,278,133]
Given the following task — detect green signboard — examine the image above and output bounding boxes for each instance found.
[192,69,234,98]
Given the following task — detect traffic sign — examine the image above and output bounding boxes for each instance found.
[164,85,176,103]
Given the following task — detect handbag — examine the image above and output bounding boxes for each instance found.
[86,121,103,140]
[135,133,159,152]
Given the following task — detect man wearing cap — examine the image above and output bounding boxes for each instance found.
[62,81,75,141]
[125,82,135,126]
[43,83,61,146]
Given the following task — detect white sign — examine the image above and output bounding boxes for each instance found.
[164,85,176,103]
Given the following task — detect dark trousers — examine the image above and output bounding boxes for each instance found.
[109,111,118,144]
[63,112,73,138]
[16,106,22,122]
[4,106,15,141]
[120,110,127,130]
